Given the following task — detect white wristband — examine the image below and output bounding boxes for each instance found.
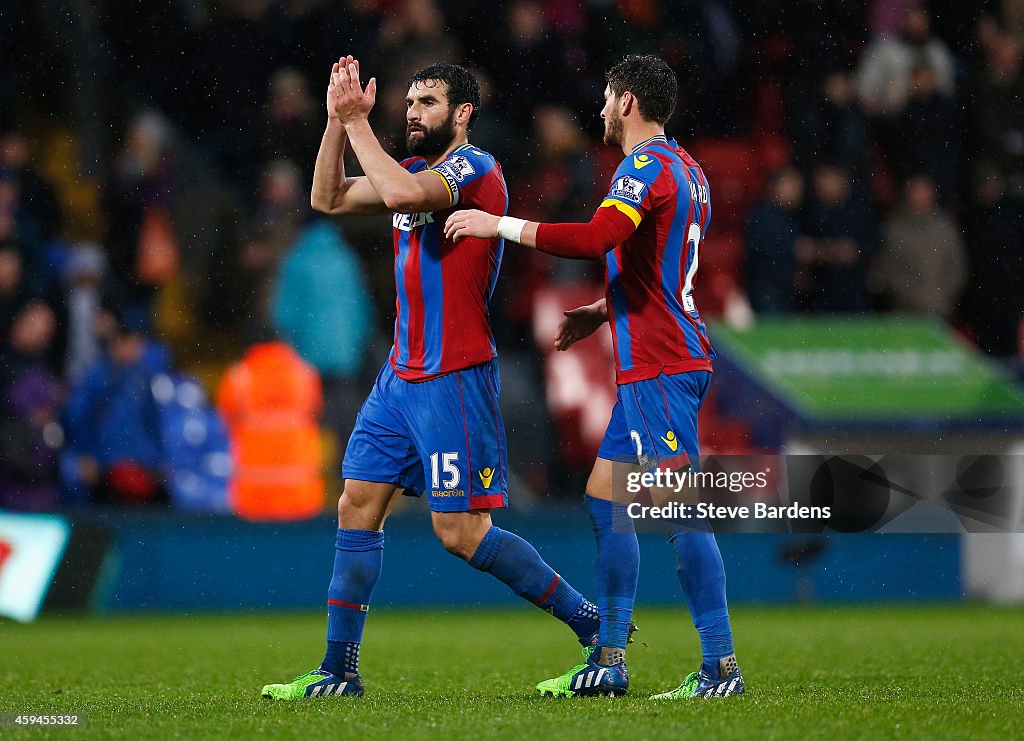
[496,216,528,243]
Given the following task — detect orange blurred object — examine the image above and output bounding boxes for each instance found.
[216,342,324,521]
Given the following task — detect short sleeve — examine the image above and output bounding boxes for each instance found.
[429,146,496,207]
[600,152,663,228]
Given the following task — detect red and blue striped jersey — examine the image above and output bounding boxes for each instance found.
[390,144,508,381]
[599,135,716,384]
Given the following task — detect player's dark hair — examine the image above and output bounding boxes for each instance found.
[606,54,678,125]
[409,63,481,127]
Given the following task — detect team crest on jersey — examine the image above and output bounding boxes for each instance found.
[611,175,647,205]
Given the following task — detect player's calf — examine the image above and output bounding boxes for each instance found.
[443,514,601,645]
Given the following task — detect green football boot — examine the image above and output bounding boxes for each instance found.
[649,656,745,700]
[261,668,363,700]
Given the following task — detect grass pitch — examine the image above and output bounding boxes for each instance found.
[2,605,1022,739]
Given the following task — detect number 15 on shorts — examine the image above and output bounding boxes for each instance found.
[430,452,461,490]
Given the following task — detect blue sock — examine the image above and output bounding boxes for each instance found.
[668,527,735,678]
[469,526,599,642]
[586,494,639,650]
[321,528,384,677]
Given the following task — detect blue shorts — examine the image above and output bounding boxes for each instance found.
[342,360,509,512]
[597,370,711,471]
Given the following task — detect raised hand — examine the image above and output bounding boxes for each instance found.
[331,58,377,125]
[326,55,355,121]
[444,209,501,242]
[554,302,608,351]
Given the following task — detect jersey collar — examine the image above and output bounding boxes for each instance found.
[631,135,668,153]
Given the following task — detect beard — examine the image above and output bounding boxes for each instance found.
[603,110,623,147]
[406,111,458,159]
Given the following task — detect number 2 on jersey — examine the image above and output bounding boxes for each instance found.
[681,223,701,313]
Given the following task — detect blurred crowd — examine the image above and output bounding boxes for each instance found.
[1,0,1024,514]
[742,2,1024,354]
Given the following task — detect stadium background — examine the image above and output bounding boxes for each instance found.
[2,1,1024,736]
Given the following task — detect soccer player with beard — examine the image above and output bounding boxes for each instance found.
[261,58,602,700]
[445,54,744,700]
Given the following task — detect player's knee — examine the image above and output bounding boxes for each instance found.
[586,459,614,500]
[432,519,477,560]
[337,491,358,527]
[433,524,470,558]
[337,487,379,530]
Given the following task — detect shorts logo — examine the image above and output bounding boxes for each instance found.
[661,430,679,452]
[432,489,465,498]
[478,467,495,488]
[610,175,646,205]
